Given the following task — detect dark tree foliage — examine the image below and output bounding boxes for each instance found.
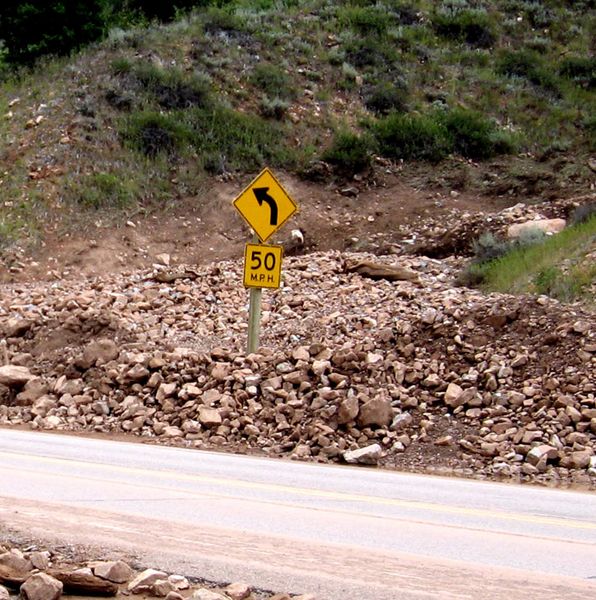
[0,1,113,64]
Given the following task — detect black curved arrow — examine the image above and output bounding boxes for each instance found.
[253,187,278,226]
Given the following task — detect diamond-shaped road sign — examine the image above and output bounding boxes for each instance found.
[233,167,297,243]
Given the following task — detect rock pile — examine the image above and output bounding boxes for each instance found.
[0,250,594,487]
[0,545,312,600]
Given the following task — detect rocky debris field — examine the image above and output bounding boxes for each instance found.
[0,229,594,489]
[0,542,311,600]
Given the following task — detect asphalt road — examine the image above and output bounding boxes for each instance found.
[0,428,595,599]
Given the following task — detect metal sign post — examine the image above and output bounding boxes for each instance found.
[247,249,263,353]
[233,168,297,354]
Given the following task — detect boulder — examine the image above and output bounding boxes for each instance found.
[0,549,32,574]
[357,397,393,428]
[526,445,559,466]
[337,397,359,424]
[128,569,168,593]
[198,407,222,428]
[507,218,566,239]
[3,318,33,338]
[0,366,33,387]
[21,573,63,600]
[224,582,251,600]
[444,383,465,408]
[80,339,119,368]
[92,560,134,583]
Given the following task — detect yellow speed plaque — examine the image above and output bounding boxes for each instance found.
[243,243,283,289]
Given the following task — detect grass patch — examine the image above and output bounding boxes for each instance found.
[120,105,296,173]
[465,216,596,304]
[67,172,139,210]
[249,63,297,101]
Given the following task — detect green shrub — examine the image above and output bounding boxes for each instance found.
[186,106,292,173]
[202,7,245,35]
[559,56,596,89]
[363,80,409,115]
[249,63,296,100]
[339,6,393,36]
[259,96,289,120]
[372,113,450,163]
[133,63,212,109]
[121,111,190,157]
[110,57,132,75]
[433,8,496,48]
[496,49,560,94]
[440,108,516,160]
[343,36,397,69]
[472,232,511,263]
[462,215,596,303]
[322,130,376,173]
[569,202,596,225]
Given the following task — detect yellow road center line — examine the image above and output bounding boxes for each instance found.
[0,450,595,532]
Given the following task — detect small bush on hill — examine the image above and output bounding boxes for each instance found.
[343,36,397,69]
[559,56,596,89]
[371,108,515,163]
[433,7,496,48]
[439,108,516,160]
[322,131,376,173]
[133,63,212,109]
[339,6,393,36]
[187,106,292,173]
[363,80,409,115]
[121,112,189,157]
[372,112,450,162]
[496,49,560,93]
[569,202,596,225]
[259,96,290,120]
[249,64,296,101]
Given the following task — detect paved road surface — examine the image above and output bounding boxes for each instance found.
[0,429,595,599]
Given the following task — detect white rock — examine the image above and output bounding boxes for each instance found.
[128,569,168,593]
[343,443,382,465]
[191,589,229,600]
[507,218,566,239]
